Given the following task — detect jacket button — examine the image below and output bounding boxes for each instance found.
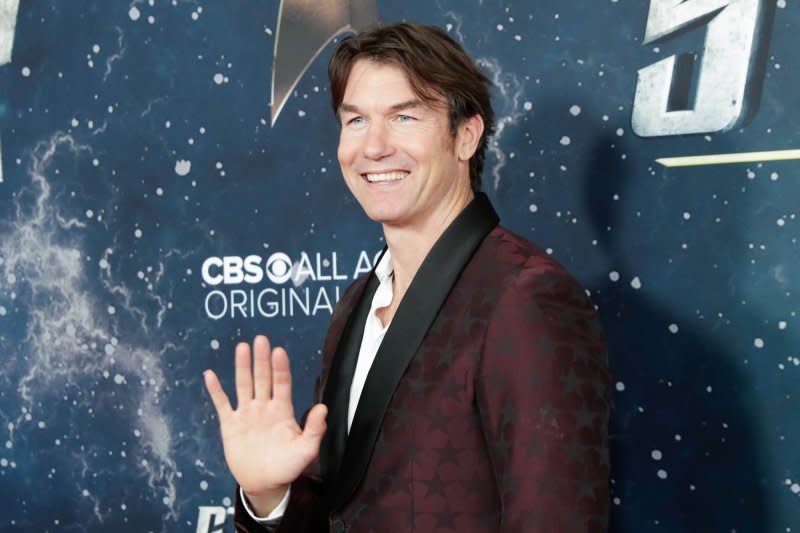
[331,519,346,533]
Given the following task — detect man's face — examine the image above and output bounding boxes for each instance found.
[337,60,476,233]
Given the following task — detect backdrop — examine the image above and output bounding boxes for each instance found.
[0,1,797,531]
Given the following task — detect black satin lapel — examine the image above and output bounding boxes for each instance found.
[319,249,385,484]
[331,193,499,510]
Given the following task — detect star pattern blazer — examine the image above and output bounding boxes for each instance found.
[235,194,611,532]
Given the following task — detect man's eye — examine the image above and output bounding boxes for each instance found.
[396,114,415,122]
[347,116,364,126]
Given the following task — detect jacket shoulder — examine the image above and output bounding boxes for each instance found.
[477,225,578,283]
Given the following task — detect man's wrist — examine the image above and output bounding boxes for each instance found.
[242,485,291,518]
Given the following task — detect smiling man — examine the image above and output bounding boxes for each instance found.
[205,22,611,532]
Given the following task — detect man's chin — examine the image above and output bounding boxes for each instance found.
[360,206,407,227]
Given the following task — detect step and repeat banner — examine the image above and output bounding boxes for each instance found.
[0,1,797,531]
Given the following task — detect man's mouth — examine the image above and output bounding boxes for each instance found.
[363,171,408,183]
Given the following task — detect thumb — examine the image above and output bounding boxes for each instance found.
[301,403,328,444]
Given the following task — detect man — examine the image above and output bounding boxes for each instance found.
[204,22,610,532]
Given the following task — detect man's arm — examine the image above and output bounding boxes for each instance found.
[234,474,328,532]
[236,485,289,529]
[477,263,611,532]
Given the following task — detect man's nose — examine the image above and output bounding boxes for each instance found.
[362,120,394,159]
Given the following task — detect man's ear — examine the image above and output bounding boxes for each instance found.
[456,114,485,162]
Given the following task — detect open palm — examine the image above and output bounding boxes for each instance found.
[204,335,327,513]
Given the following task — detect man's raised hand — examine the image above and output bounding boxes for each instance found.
[204,335,327,515]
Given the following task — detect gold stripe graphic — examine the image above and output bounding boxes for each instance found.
[656,149,800,167]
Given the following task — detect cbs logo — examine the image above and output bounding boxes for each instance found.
[201,253,294,286]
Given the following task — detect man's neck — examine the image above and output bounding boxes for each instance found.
[381,189,474,305]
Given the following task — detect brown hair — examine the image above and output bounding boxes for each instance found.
[328,22,495,192]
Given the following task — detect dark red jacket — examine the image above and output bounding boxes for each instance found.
[235,194,610,532]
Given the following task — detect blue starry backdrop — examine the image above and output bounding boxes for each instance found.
[0,1,797,531]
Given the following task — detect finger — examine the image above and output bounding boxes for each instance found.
[301,403,328,445]
[234,342,254,408]
[270,347,293,403]
[203,370,232,421]
[252,335,271,400]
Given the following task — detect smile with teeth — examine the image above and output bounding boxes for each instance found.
[364,171,408,183]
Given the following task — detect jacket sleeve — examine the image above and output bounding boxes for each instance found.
[476,261,611,532]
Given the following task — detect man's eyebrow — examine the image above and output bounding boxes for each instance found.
[338,100,424,115]
[338,103,360,115]
[388,100,423,112]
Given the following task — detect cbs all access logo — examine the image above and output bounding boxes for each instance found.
[201,250,380,319]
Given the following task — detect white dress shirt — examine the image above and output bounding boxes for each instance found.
[242,250,394,522]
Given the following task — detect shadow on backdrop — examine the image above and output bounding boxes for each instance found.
[583,135,770,531]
